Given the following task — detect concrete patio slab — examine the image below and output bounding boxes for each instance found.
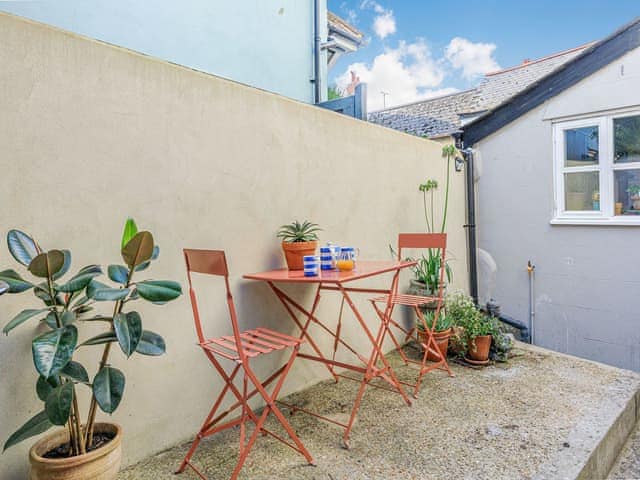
[118,343,640,480]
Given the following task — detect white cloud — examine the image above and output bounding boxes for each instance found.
[445,37,500,79]
[335,40,458,111]
[373,11,395,39]
[359,0,395,39]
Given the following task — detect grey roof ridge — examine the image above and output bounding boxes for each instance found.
[368,87,477,115]
[463,16,640,144]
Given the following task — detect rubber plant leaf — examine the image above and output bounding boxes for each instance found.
[108,265,129,285]
[134,246,159,272]
[7,230,40,267]
[86,279,129,302]
[121,218,138,250]
[3,308,48,335]
[52,250,72,281]
[93,366,125,414]
[0,281,7,296]
[28,250,66,279]
[36,376,59,402]
[60,360,89,384]
[79,331,118,347]
[32,325,78,378]
[58,265,102,293]
[121,231,154,268]
[0,269,33,293]
[2,410,53,452]
[136,280,182,303]
[136,330,166,356]
[114,311,142,357]
[45,382,74,426]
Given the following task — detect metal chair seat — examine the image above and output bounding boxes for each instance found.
[201,328,303,361]
[371,293,439,307]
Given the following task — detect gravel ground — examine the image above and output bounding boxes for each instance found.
[118,343,640,480]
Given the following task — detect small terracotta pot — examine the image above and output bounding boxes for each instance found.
[418,328,451,361]
[467,334,492,362]
[281,241,318,270]
[29,423,122,480]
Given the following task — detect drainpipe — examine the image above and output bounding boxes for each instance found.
[313,0,322,104]
[459,145,478,304]
[528,260,536,344]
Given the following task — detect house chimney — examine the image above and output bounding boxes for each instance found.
[346,71,361,96]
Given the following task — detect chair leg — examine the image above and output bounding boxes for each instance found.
[176,363,241,474]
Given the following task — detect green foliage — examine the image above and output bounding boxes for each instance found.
[413,250,452,295]
[0,219,182,454]
[626,184,640,196]
[276,220,321,243]
[416,311,453,332]
[445,291,500,352]
[327,85,342,100]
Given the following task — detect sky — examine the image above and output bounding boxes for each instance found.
[328,0,640,111]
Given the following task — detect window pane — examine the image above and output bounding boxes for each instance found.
[564,172,600,211]
[564,126,599,166]
[614,115,640,164]
[614,169,640,216]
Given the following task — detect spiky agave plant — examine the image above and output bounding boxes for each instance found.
[0,218,182,456]
[276,220,321,243]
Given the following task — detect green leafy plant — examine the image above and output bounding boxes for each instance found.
[416,311,453,333]
[626,184,640,197]
[1,219,182,455]
[445,291,498,352]
[276,220,321,243]
[413,250,452,296]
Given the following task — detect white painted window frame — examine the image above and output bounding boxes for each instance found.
[552,109,640,226]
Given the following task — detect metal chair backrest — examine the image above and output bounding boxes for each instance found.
[183,249,244,357]
[397,233,447,298]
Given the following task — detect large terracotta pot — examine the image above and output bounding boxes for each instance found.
[281,240,318,270]
[467,335,492,362]
[418,328,451,361]
[29,423,122,480]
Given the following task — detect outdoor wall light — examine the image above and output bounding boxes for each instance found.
[455,156,465,172]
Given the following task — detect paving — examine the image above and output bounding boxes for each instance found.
[118,343,640,480]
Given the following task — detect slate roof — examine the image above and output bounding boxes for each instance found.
[368,43,592,138]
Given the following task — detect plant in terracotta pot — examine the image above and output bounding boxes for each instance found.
[463,313,498,366]
[276,220,321,270]
[0,219,182,480]
[416,311,453,361]
[443,291,476,356]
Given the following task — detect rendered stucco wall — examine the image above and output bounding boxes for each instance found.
[0,13,467,477]
[476,47,640,371]
[0,0,325,103]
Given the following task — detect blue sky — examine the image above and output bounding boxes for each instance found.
[329,0,639,110]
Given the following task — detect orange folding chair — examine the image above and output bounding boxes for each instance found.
[370,233,454,398]
[176,249,314,480]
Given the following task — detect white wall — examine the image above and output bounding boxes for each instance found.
[0,13,468,477]
[476,46,640,371]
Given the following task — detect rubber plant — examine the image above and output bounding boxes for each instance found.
[1,218,182,455]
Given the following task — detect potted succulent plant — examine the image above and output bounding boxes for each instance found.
[416,311,453,361]
[626,184,640,210]
[0,219,182,480]
[276,220,321,270]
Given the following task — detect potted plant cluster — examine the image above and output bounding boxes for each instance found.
[276,220,321,270]
[0,219,182,479]
[416,311,454,362]
[444,291,499,365]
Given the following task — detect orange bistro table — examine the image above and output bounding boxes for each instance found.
[243,260,416,447]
